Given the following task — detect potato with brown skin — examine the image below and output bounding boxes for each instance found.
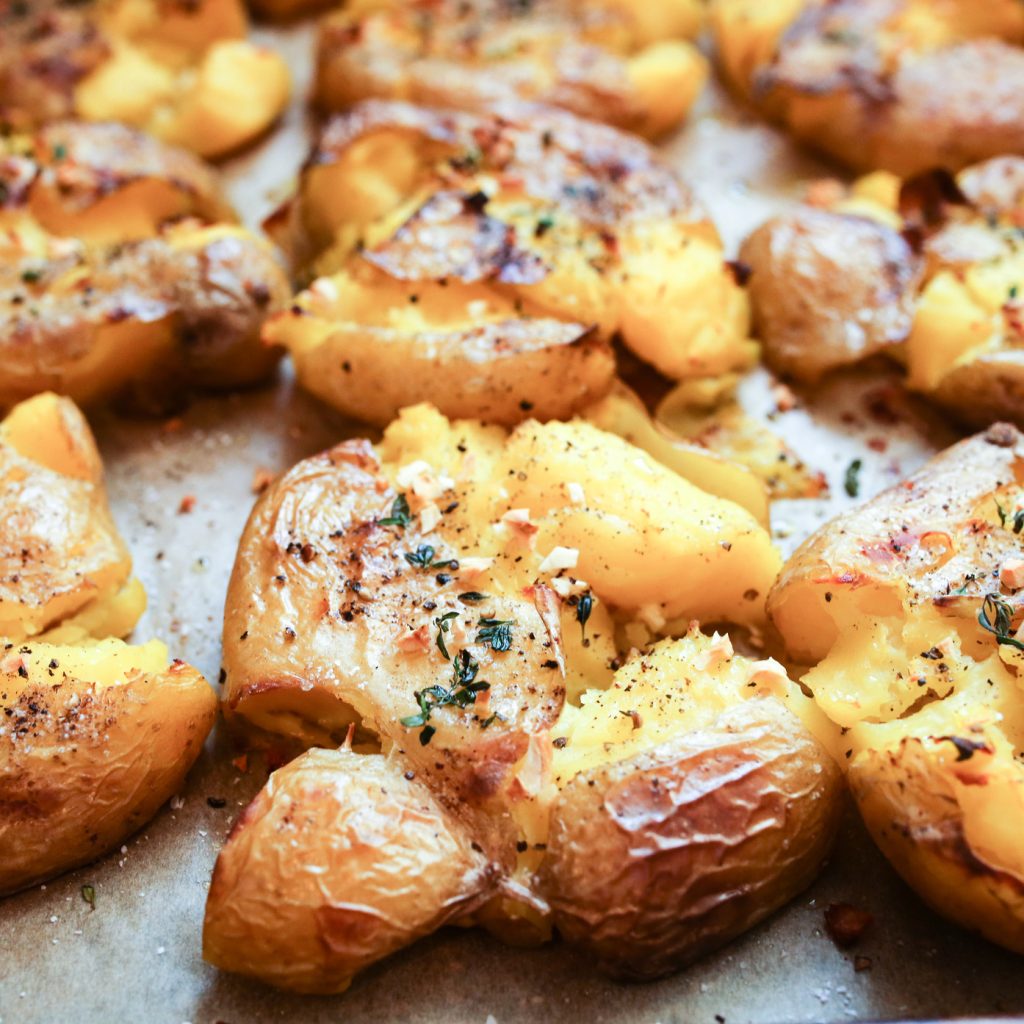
[0,639,216,896]
[0,393,216,894]
[206,624,841,993]
[712,0,1024,176]
[0,0,290,159]
[203,747,498,993]
[264,100,753,426]
[313,0,707,140]
[0,124,289,408]
[741,158,1024,429]
[769,422,1024,952]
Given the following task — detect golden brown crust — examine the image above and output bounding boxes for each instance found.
[539,699,843,979]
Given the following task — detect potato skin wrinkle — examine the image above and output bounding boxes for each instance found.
[712,0,1024,175]
[769,422,1024,954]
[0,393,215,894]
[314,0,708,140]
[206,408,838,993]
[265,101,753,425]
[741,155,1024,429]
[0,0,290,159]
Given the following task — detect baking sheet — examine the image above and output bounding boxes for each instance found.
[2,19,1024,1024]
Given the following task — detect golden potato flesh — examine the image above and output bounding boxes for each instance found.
[740,158,1024,428]
[0,393,215,894]
[0,126,289,406]
[203,747,495,994]
[0,0,289,158]
[314,0,707,140]
[712,0,1024,175]
[769,422,1024,953]
[263,100,754,424]
[207,624,841,992]
[222,404,780,798]
[0,638,216,896]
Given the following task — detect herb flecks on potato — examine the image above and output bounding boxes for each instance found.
[263,100,755,426]
[712,0,1024,175]
[0,393,215,895]
[314,0,708,140]
[742,157,1024,430]
[0,122,289,408]
[769,422,1024,954]
[0,0,290,159]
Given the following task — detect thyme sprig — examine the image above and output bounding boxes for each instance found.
[401,651,491,745]
[380,493,411,528]
[476,617,514,652]
[978,593,1024,652]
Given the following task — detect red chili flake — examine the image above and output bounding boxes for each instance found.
[825,902,874,948]
[178,494,196,514]
[867,437,888,453]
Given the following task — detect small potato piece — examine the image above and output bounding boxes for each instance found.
[0,393,133,641]
[712,0,1024,175]
[0,638,216,896]
[313,0,707,140]
[0,0,289,158]
[541,700,841,978]
[740,209,921,383]
[203,747,495,994]
[265,101,753,423]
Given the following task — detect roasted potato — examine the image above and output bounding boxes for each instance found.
[742,158,1024,429]
[769,422,1024,952]
[0,392,216,894]
[0,0,290,158]
[264,101,754,425]
[313,0,707,140]
[711,0,1024,175]
[0,122,289,408]
[205,626,841,993]
[221,403,780,778]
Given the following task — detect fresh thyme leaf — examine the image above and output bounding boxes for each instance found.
[20,267,41,284]
[575,592,593,639]
[434,611,459,660]
[480,713,499,729]
[978,593,1024,651]
[844,459,863,498]
[997,499,1009,527]
[477,617,514,652]
[380,493,411,528]
[1013,510,1024,535]
[404,544,435,567]
[52,143,67,161]
[400,651,490,744]
[459,591,488,603]
[81,884,96,909]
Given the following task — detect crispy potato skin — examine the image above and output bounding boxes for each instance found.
[0,394,131,641]
[0,127,288,406]
[203,748,496,994]
[740,209,921,383]
[0,0,289,158]
[266,100,752,419]
[712,0,1024,175]
[539,699,842,979]
[770,423,1024,953]
[314,0,707,140]
[0,641,216,896]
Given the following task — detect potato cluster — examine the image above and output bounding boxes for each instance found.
[202,404,842,992]
[712,0,1024,175]
[0,0,290,158]
[0,393,215,896]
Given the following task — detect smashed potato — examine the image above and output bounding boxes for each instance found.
[742,158,1024,429]
[0,122,289,408]
[0,0,290,158]
[769,422,1024,953]
[264,101,754,425]
[0,393,215,894]
[313,0,707,140]
[712,0,1024,175]
[206,621,840,992]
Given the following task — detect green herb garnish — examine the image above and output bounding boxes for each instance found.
[434,611,459,660]
[476,617,514,652]
[575,591,593,639]
[978,593,1024,651]
[81,884,96,910]
[400,651,491,744]
[459,591,488,603]
[844,459,863,498]
[405,544,435,567]
[380,493,411,528]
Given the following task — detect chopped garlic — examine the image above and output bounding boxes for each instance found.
[748,658,789,688]
[538,546,579,574]
[419,503,441,534]
[459,556,494,576]
[397,459,455,503]
[1001,557,1024,590]
[565,481,585,505]
[550,575,589,598]
[309,275,339,302]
